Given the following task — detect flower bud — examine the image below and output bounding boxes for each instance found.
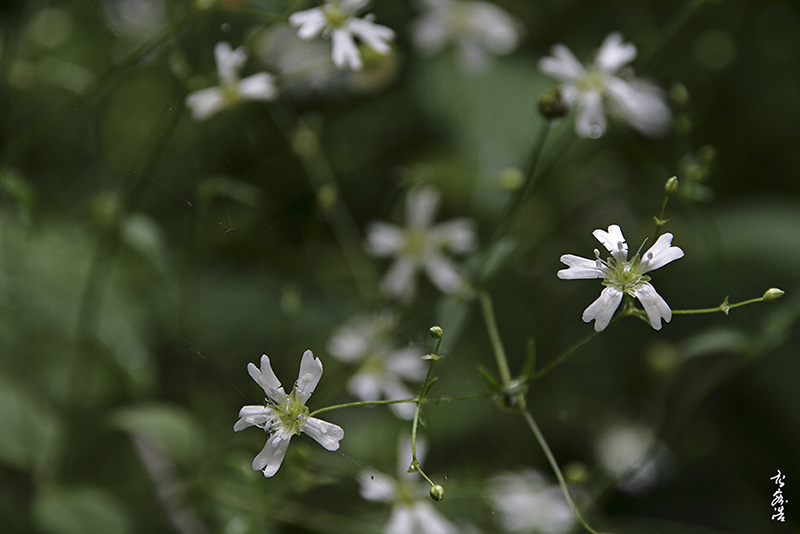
[429,326,443,339]
[665,176,678,196]
[537,87,568,120]
[430,484,445,501]
[763,288,785,302]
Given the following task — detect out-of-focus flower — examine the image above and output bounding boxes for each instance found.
[185,42,277,121]
[328,311,426,419]
[488,469,576,534]
[366,186,477,300]
[557,224,684,331]
[412,0,522,72]
[234,350,343,477]
[596,423,671,494]
[359,437,457,534]
[539,32,671,138]
[289,0,395,71]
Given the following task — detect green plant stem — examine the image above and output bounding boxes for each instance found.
[671,296,768,315]
[532,316,621,382]
[268,104,379,304]
[478,291,512,385]
[521,405,609,534]
[309,390,491,418]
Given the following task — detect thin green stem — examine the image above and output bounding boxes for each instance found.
[268,104,379,304]
[309,398,416,418]
[532,316,621,382]
[672,292,779,315]
[521,406,609,534]
[478,291,512,385]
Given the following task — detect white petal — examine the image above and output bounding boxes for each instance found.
[348,371,383,401]
[238,73,277,101]
[423,254,464,293]
[347,17,395,55]
[639,233,684,273]
[469,2,521,55]
[430,219,477,253]
[386,507,415,534]
[331,29,363,70]
[582,286,623,332]
[557,254,604,279]
[605,77,671,137]
[409,501,458,534]
[289,9,328,40]
[328,327,368,362]
[252,431,292,477]
[185,88,225,122]
[358,469,397,502]
[594,32,636,73]
[381,257,419,298]
[406,186,440,229]
[301,416,344,451]
[631,282,671,330]
[539,44,585,82]
[593,225,628,261]
[214,42,246,85]
[248,355,287,403]
[295,349,323,403]
[365,221,404,256]
[575,90,607,139]
[234,405,276,431]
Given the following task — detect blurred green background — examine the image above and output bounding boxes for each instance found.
[1,0,799,533]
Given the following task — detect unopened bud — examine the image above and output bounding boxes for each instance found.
[665,176,678,196]
[429,326,443,339]
[430,484,445,501]
[537,87,568,120]
[763,288,785,302]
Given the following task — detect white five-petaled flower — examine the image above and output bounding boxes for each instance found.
[328,311,426,419]
[289,0,395,71]
[539,32,671,138]
[366,186,477,300]
[185,42,277,122]
[558,224,684,332]
[234,350,344,477]
[359,436,457,534]
[411,0,522,72]
[488,469,576,534]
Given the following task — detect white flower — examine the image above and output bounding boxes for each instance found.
[488,469,576,534]
[185,42,277,122]
[539,32,671,138]
[234,350,344,477]
[412,0,522,72]
[596,424,671,495]
[558,224,684,331]
[359,437,457,534]
[366,186,477,300]
[289,0,395,71]
[328,311,426,419]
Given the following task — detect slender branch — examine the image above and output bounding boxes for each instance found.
[478,291,512,385]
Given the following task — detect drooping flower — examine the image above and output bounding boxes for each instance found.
[185,42,277,122]
[328,311,426,419]
[558,224,684,331]
[289,0,395,71]
[359,436,457,534]
[365,186,477,300]
[539,32,671,138]
[411,0,522,72]
[488,469,576,534]
[234,350,344,477]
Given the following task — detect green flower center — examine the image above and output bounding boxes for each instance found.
[402,229,428,258]
[577,70,607,94]
[324,5,349,28]
[275,391,309,435]
[603,255,650,294]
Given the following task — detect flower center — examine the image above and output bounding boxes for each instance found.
[276,391,309,435]
[324,5,349,28]
[402,229,428,259]
[604,255,650,293]
[577,70,607,94]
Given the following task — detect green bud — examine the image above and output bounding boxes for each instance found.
[763,288,785,302]
[497,167,524,192]
[537,87,568,120]
[429,484,445,502]
[564,461,589,484]
[429,326,443,339]
[665,176,679,196]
